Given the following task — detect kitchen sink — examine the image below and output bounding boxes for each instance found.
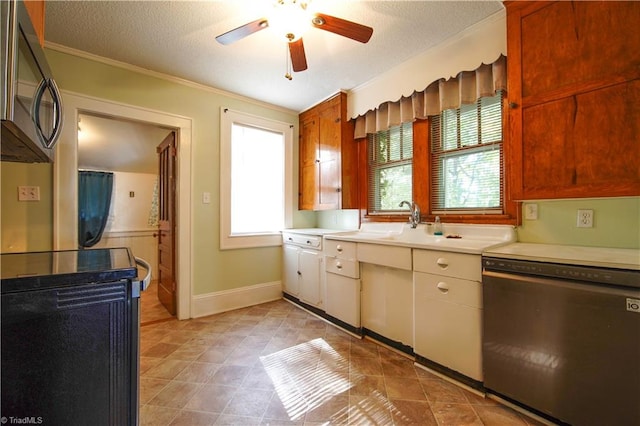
[327,223,517,255]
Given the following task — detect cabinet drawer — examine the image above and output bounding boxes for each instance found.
[414,272,481,309]
[358,243,412,271]
[413,250,481,281]
[282,232,322,248]
[325,256,359,278]
[324,239,357,259]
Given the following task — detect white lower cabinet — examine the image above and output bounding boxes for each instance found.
[283,244,323,308]
[361,263,413,347]
[325,272,360,328]
[283,244,301,296]
[324,240,360,328]
[413,248,484,381]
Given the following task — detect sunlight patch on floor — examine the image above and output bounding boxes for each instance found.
[260,338,352,421]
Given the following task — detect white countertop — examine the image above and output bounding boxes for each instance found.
[282,228,350,236]
[483,242,640,271]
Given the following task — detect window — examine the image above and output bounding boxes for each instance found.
[430,91,504,213]
[368,122,413,213]
[220,109,293,249]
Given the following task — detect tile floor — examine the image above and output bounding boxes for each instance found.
[141,280,176,326]
[140,298,545,425]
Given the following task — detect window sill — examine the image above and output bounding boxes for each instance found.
[363,213,517,226]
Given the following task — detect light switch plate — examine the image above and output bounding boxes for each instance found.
[18,186,40,201]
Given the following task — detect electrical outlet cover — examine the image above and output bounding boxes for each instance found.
[18,186,40,201]
[577,209,594,228]
[524,203,538,220]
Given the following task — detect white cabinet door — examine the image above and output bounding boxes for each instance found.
[414,272,483,381]
[361,263,413,347]
[283,244,300,296]
[299,249,322,307]
[325,272,360,328]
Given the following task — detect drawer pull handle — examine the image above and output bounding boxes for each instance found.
[437,282,449,293]
[336,262,342,269]
[436,258,449,268]
[336,245,343,252]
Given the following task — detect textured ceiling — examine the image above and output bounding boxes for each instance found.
[45,0,504,113]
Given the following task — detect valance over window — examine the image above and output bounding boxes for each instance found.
[354,55,506,138]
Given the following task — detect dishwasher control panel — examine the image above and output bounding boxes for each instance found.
[483,257,640,288]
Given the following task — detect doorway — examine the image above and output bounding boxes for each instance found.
[53,92,193,320]
[76,112,175,321]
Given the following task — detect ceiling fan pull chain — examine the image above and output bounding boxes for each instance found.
[285,42,293,80]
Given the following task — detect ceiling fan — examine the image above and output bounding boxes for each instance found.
[216,0,373,78]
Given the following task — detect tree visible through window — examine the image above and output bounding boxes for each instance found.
[368,122,413,212]
[430,91,504,213]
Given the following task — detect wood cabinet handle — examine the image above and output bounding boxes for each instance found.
[509,102,519,109]
[336,261,342,269]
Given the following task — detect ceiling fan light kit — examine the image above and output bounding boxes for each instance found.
[215,0,373,79]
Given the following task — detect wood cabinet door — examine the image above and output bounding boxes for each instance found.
[317,98,341,210]
[299,114,319,210]
[520,1,640,100]
[507,1,640,200]
[520,80,640,199]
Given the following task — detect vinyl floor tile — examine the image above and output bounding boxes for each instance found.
[140,298,541,425]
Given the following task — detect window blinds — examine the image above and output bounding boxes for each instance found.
[430,91,504,213]
[368,122,413,213]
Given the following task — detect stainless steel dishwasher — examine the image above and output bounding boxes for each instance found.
[482,255,640,426]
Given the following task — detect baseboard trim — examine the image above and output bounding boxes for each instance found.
[192,281,282,318]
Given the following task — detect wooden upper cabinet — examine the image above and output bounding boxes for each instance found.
[506,1,640,200]
[298,92,357,211]
[24,0,46,46]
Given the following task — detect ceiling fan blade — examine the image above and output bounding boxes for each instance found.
[216,18,269,45]
[289,38,308,72]
[312,13,373,43]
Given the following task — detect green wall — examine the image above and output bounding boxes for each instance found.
[1,162,53,252]
[517,197,640,249]
[43,48,310,295]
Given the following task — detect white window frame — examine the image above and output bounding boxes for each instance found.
[220,108,293,249]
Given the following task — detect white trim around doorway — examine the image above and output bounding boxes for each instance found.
[53,90,193,320]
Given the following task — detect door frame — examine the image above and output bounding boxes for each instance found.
[53,90,193,320]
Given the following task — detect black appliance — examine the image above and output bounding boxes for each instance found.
[1,0,63,163]
[1,248,150,426]
[482,256,640,426]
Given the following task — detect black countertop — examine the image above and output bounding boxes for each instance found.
[1,248,138,293]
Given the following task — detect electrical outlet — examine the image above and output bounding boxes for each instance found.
[524,203,538,220]
[18,186,40,201]
[577,209,594,228]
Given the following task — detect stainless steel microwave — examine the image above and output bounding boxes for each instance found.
[1,0,63,163]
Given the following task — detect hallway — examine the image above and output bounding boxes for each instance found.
[141,280,175,326]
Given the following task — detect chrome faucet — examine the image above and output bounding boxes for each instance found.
[398,200,421,228]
